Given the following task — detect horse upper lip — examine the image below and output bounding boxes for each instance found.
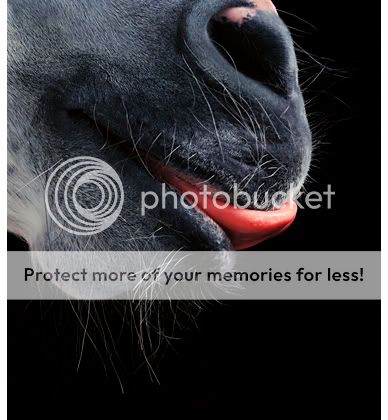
[66,110,297,250]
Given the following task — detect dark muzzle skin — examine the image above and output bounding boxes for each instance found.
[134,0,311,248]
[8,0,311,252]
[149,0,312,207]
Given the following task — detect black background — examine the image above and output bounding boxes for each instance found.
[8,1,381,418]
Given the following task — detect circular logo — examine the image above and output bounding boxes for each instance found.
[45,157,124,235]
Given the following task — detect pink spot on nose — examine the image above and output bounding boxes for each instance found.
[217,0,277,25]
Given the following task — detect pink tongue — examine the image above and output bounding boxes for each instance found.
[167,175,297,250]
[217,0,277,25]
[147,158,297,250]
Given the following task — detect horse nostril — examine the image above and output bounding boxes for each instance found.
[207,1,296,95]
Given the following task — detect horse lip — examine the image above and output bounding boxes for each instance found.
[142,154,297,250]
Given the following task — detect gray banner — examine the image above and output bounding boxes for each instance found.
[7,251,380,300]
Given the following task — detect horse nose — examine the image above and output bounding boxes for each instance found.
[182,0,299,99]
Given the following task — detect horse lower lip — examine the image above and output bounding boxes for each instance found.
[145,156,297,250]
